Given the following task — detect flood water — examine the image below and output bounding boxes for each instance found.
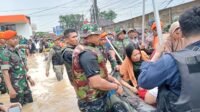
[1,54,80,112]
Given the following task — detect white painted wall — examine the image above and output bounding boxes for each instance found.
[16,23,32,39]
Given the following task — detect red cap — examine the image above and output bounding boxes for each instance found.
[3,30,17,40]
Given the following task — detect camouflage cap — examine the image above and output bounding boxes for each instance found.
[80,31,101,39]
[127,28,136,34]
[115,28,126,36]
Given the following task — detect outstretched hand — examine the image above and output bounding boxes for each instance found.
[116,85,124,95]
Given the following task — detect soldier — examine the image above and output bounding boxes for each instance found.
[127,28,140,46]
[46,37,64,81]
[0,30,35,105]
[109,28,130,70]
[72,31,123,112]
[0,32,6,94]
[62,29,78,84]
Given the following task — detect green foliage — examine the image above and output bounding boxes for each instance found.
[59,14,84,30]
[35,32,49,38]
[99,10,117,21]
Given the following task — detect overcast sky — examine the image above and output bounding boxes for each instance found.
[0,0,192,32]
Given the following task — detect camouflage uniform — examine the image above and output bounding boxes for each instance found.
[72,45,109,112]
[0,46,33,105]
[0,46,7,94]
[62,45,75,85]
[110,38,130,68]
[98,46,108,62]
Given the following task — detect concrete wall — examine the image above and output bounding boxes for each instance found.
[16,23,32,39]
[102,0,200,32]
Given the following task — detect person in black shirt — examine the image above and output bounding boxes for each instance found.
[62,29,78,84]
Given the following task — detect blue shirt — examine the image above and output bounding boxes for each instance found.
[138,54,181,95]
[138,40,200,96]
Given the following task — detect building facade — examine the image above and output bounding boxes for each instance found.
[102,0,199,32]
[0,15,32,39]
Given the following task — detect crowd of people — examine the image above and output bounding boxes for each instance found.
[0,6,200,112]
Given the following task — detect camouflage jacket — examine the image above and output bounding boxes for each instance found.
[0,46,28,94]
[112,38,130,64]
[72,45,108,101]
[0,46,6,94]
[0,46,5,75]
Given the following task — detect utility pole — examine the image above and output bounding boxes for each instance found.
[93,0,99,25]
[90,0,99,25]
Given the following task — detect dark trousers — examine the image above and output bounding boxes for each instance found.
[10,91,33,106]
[78,95,109,112]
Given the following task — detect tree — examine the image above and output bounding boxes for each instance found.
[59,14,84,30]
[99,10,117,21]
[35,32,48,38]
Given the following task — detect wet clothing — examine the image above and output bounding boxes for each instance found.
[53,65,64,81]
[46,45,64,81]
[78,95,108,112]
[0,46,33,105]
[62,45,75,84]
[138,41,200,111]
[0,46,7,94]
[72,45,108,112]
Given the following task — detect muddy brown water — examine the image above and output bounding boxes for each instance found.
[1,54,80,112]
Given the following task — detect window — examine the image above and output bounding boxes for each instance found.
[0,24,16,31]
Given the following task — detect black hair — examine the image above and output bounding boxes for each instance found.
[125,43,140,59]
[179,6,200,38]
[63,29,76,38]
